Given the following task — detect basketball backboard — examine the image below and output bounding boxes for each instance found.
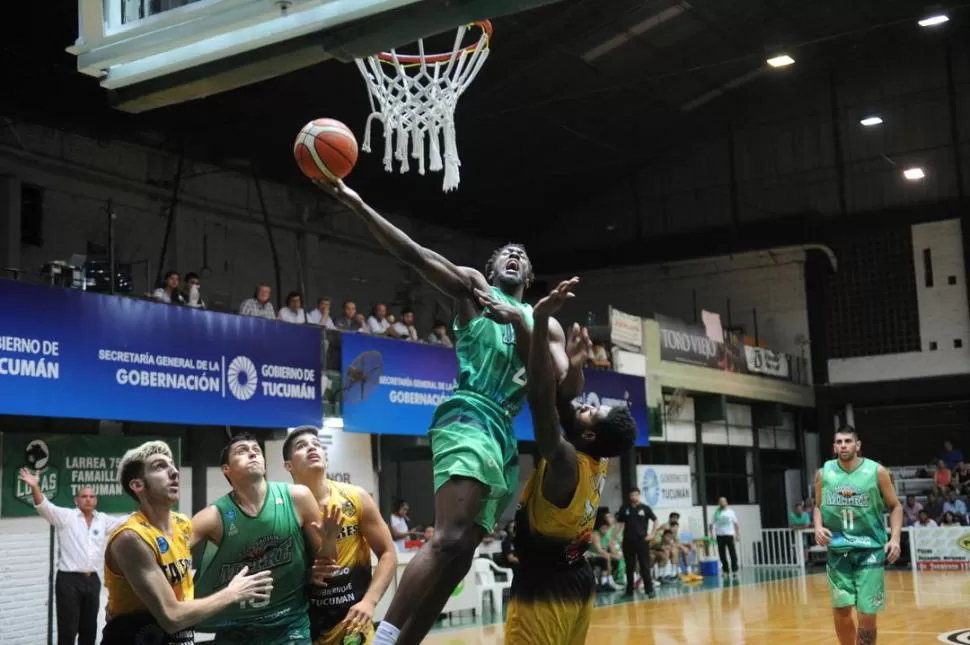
[68,0,568,113]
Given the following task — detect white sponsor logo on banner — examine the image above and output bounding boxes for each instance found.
[744,346,790,378]
[914,526,970,571]
[609,307,643,352]
[636,465,692,508]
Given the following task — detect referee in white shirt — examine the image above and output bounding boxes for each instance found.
[18,468,129,645]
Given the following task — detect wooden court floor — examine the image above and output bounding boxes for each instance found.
[423,569,970,644]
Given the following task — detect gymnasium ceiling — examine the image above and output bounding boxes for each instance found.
[1,0,967,241]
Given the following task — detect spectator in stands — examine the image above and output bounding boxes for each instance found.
[239,283,275,319]
[915,510,937,528]
[940,511,961,527]
[588,340,611,369]
[902,495,922,527]
[427,321,453,347]
[422,526,435,542]
[942,489,968,524]
[934,459,952,492]
[389,499,416,551]
[940,440,964,470]
[308,297,336,328]
[789,502,811,529]
[367,302,391,335]
[18,468,130,645]
[388,308,419,341]
[152,270,186,305]
[278,291,308,324]
[183,272,206,309]
[924,491,944,522]
[335,300,366,332]
[953,462,970,493]
[500,520,519,573]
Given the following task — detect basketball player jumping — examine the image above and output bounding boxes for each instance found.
[101,440,274,645]
[316,179,587,645]
[282,426,398,645]
[488,278,636,645]
[191,434,342,645]
[815,426,902,645]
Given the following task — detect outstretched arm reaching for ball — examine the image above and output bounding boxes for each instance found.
[316,180,488,311]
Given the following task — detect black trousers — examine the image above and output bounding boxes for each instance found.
[622,539,653,593]
[716,535,739,573]
[56,571,100,645]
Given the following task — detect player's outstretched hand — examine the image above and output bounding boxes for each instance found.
[814,526,832,547]
[312,178,362,209]
[474,289,525,325]
[884,538,901,564]
[312,504,344,543]
[18,467,40,488]
[226,566,274,603]
[565,322,592,369]
[533,277,579,318]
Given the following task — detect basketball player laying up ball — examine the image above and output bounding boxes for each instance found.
[316,179,588,645]
[283,426,397,645]
[101,440,273,645]
[485,278,636,645]
[815,426,902,645]
[191,434,342,645]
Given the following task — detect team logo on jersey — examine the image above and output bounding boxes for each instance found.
[823,485,870,507]
[156,536,170,554]
[870,590,885,609]
[580,499,596,527]
[226,523,239,537]
[341,499,357,519]
[225,510,236,521]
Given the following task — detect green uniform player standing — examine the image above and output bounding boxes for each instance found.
[814,425,902,645]
[191,435,341,645]
[314,178,588,645]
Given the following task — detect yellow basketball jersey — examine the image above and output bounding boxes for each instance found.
[521,452,607,553]
[104,511,194,618]
[309,480,374,637]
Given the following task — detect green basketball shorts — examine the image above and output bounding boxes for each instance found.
[430,411,519,533]
[826,548,886,614]
[209,614,312,645]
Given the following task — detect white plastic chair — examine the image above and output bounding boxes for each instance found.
[473,558,513,617]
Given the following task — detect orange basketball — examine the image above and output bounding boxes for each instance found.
[293,118,359,182]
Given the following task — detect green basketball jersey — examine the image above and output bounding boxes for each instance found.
[195,481,310,632]
[452,286,533,417]
[819,458,887,552]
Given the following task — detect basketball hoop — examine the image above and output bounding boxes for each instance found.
[354,21,492,192]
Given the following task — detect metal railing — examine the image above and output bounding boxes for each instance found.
[738,527,919,572]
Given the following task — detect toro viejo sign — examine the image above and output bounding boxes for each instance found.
[2,434,180,517]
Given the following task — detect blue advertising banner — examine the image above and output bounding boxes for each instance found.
[339,332,649,445]
[0,280,322,428]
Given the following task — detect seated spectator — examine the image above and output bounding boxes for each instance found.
[953,462,970,493]
[915,510,937,528]
[789,502,811,529]
[334,300,365,332]
[941,440,964,470]
[942,489,968,523]
[308,297,336,328]
[499,520,519,572]
[427,321,453,347]
[152,270,186,305]
[934,459,952,492]
[388,308,419,341]
[422,526,435,543]
[239,283,275,319]
[940,511,961,527]
[183,272,206,309]
[924,491,944,522]
[367,302,391,335]
[278,291,308,324]
[902,495,922,527]
[588,341,611,369]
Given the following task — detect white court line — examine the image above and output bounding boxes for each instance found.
[588,624,947,636]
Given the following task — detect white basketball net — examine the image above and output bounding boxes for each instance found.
[354,24,491,192]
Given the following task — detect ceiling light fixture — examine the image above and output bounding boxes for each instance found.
[860,116,884,127]
[903,167,926,181]
[918,14,949,27]
[766,54,795,68]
